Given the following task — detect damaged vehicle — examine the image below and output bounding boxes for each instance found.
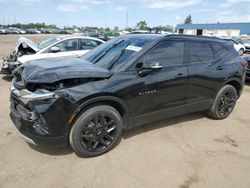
[1,35,104,74]
[1,37,38,74]
[10,34,247,157]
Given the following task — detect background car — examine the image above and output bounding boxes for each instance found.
[1,35,105,74]
[217,37,245,56]
[242,38,250,52]
[223,38,245,56]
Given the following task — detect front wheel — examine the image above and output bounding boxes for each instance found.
[208,85,238,120]
[238,48,244,56]
[69,105,123,157]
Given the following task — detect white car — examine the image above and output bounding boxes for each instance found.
[19,36,105,64]
[232,40,245,56]
[242,38,250,52]
[221,38,245,56]
[1,35,105,74]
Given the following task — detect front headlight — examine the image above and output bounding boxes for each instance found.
[19,89,55,104]
[10,80,56,105]
[13,60,22,65]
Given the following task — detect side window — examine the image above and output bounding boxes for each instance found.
[189,42,214,63]
[53,39,78,52]
[211,43,227,58]
[144,41,184,67]
[79,39,102,50]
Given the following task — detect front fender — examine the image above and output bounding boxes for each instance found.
[69,95,132,130]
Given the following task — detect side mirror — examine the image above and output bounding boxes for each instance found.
[137,62,162,77]
[150,62,162,69]
[50,46,60,53]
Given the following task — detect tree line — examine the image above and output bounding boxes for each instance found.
[0,22,58,29]
[0,15,192,31]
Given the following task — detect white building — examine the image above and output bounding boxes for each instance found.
[176,23,250,37]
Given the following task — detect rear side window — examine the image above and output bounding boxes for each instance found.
[144,41,184,67]
[53,39,78,52]
[189,42,213,64]
[79,39,102,50]
[211,43,227,58]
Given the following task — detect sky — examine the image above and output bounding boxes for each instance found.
[0,0,250,29]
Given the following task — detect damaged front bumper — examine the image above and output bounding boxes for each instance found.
[9,81,76,146]
[1,60,21,75]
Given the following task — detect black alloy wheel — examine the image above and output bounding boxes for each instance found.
[216,90,237,117]
[208,85,238,119]
[80,114,118,152]
[70,105,123,157]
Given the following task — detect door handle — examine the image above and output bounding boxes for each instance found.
[175,73,185,78]
[216,66,224,70]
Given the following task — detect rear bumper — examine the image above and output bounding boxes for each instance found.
[246,60,250,80]
[246,70,250,80]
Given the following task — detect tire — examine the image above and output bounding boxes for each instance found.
[208,85,238,120]
[238,48,244,56]
[69,105,123,157]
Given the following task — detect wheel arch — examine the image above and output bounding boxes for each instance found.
[69,96,132,130]
[224,78,243,97]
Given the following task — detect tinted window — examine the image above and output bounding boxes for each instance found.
[211,43,227,58]
[83,35,160,70]
[37,37,61,49]
[189,42,213,63]
[144,41,183,67]
[84,35,160,63]
[94,41,131,69]
[79,39,102,50]
[53,39,78,52]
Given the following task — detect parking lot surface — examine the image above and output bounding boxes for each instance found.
[1,35,250,188]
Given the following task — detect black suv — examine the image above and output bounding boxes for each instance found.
[243,56,250,80]
[10,34,247,157]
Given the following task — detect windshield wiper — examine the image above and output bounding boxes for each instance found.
[93,39,125,63]
[107,42,130,70]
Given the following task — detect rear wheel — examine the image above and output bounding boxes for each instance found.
[208,85,238,120]
[69,105,122,157]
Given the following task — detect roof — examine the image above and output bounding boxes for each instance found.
[53,35,105,42]
[124,33,163,38]
[165,34,229,43]
[176,23,250,35]
[116,34,164,44]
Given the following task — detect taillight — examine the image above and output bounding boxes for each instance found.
[241,61,248,69]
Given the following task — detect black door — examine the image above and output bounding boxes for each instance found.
[128,40,188,125]
[185,41,226,105]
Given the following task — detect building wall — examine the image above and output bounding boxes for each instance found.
[179,29,240,37]
[182,29,196,35]
[203,29,240,37]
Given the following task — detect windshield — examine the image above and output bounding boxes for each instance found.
[37,36,62,49]
[83,35,159,70]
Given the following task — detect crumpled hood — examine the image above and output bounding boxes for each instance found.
[16,36,39,52]
[15,57,112,84]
